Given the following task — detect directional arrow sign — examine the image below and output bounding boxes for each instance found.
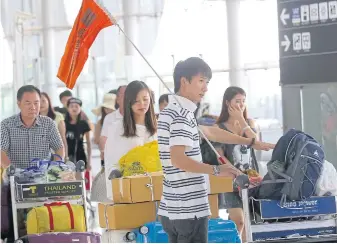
[281,35,291,52]
[280,8,290,26]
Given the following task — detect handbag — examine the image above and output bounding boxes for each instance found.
[26,202,86,234]
[91,168,111,203]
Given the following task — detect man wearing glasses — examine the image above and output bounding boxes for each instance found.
[1,85,64,169]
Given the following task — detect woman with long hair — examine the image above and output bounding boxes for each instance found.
[65,98,92,170]
[104,80,157,200]
[92,93,116,166]
[40,92,68,159]
[214,86,258,242]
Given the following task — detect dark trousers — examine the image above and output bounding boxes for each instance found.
[159,215,208,243]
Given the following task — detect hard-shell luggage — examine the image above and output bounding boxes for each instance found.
[15,232,101,243]
[126,218,241,243]
[208,218,241,243]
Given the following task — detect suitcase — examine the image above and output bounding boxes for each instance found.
[15,232,101,243]
[1,184,14,242]
[127,218,241,243]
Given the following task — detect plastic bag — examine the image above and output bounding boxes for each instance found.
[118,141,162,177]
[315,160,337,196]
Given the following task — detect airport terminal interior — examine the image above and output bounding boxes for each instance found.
[1,0,337,243]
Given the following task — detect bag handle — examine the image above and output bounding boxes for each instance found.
[44,202,75,231]
[51,154,63,161]
[28,158,47,169]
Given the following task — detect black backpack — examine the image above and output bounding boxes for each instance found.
[253,129,325,203]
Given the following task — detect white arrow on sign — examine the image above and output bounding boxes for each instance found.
[281,35,291,52]
[280,8,290,25]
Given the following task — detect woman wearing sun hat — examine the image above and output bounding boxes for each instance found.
[92,93,116,166]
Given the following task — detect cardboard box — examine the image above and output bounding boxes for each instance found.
[98,202,157,230]
[207,175,233,194]
[111,172,163,204]
[208,194,219,219]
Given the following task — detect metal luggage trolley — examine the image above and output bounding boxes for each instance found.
[241,188,337,243]
[8,161,90,241]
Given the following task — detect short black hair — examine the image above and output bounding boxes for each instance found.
[159,94,169,104]
[17,85,41,101]
[109,89,118,95]
[59,90,72,101]
[173,57,212,93]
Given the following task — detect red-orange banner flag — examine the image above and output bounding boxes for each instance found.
[57,0,113,89]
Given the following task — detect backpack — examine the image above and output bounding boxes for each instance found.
[255,129,325,204]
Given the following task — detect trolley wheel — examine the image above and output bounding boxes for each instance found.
[235,174,250,189]
[139,225,149,235]
[125,232,136,242]
[8,165,16,176]
[75,160,86,172]
[108,169,122,180]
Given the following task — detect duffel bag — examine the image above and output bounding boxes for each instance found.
[26,202,86,234]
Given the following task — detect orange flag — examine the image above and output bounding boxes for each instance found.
[57,0,113,89]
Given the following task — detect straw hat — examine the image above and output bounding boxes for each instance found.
[92,93,116,116]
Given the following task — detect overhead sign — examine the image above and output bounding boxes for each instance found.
[278,0,337,85]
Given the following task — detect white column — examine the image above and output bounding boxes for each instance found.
[226,0,245,88]
[41,0,57,104]
[123,0,139,56]
[123,0,140,81]
[13,18,24,112]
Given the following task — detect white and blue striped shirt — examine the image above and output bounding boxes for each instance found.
[157,95,210,220]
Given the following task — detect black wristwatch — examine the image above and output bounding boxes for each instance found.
[212,165,220,176]
[247,137,256,149]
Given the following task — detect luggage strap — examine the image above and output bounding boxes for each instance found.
[45,202,75,231]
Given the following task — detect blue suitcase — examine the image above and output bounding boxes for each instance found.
[125,218,241,243]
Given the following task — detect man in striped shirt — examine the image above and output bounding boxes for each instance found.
[157,57,274,243]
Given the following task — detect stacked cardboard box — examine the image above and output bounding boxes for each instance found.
[98,173,163,230]
[98,173,233,230]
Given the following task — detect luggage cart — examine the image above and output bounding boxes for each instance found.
[8,161,90,241]
[242,188,337,243]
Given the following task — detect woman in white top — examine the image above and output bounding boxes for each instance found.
[104,80,157,200]
[91,93,116,167]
